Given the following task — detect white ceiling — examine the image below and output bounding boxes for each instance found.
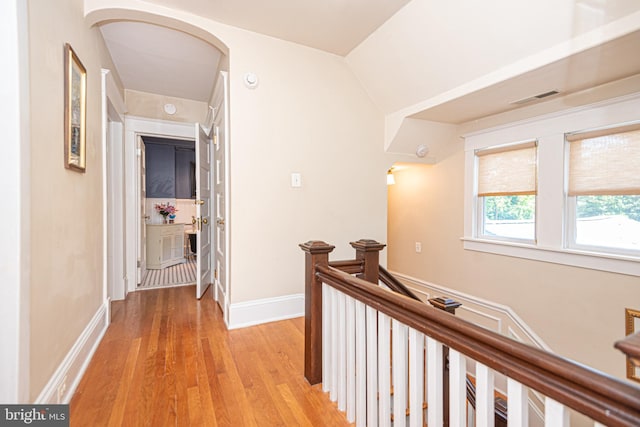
[99,0,410,103]
[138,0,411,56]
[411,30,640,124]
[100,22,222,102]
[99,1,640,124]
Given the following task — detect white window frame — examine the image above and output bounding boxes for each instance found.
[463,93,640,277]
[474,140,538,245]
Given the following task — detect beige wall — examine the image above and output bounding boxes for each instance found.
[125,89,208,123]
[227,30,389,303]
[27,0,123,399]
[387,149,640,380]
[84,2,392,306]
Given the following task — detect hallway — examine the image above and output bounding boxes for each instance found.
[70,286,349,426]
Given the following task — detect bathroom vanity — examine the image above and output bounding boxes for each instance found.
[146,223,185,269]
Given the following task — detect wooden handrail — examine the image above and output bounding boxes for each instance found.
[616,331,640,366]
[328,259,363,275]
[314,263,640,427]
[378,265,421,301]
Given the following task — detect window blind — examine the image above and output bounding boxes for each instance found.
[567,124,640,196]
[476,141,537,197]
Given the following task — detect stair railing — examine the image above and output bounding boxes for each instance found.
[301,239,640,427]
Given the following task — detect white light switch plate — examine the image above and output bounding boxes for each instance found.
[291,173,302,188]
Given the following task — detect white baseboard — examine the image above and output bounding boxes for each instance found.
[228,294,304,330]
[35,301,109,404]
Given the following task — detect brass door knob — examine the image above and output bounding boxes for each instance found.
[202,218,209,225]
[217,218,225,226]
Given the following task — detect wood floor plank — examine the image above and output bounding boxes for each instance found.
[70,285,350,426]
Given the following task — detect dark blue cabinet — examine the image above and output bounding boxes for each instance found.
[146,143,195,199]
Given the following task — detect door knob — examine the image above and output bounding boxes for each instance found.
[195,199,205,205]
[202,218,209,225]
[217,218,225,226]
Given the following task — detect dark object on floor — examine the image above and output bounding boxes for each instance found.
[189,233,197,254]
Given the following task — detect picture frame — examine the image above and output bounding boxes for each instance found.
[64,43,87,172]
[625,308,640,383]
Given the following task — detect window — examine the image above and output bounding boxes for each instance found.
[566,124,640,254]
[476,141,537,242]
[463,94,640,276]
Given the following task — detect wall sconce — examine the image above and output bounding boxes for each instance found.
[387,168,395,185]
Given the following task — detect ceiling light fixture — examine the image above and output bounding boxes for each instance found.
[163,103,177,115]
[416,144,429,158]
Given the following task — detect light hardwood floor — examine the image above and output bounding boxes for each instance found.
[70,285,350,426]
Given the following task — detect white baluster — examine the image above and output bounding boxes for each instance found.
[346,296,356,422]
[507,378,528,427]
[337,291,347,411]
[409,329,424,427]
[545,397,570,427]
[322,283,330,392]
[393,320,408,427]
[329,287,338,401]
[427,337,443,427]
[476,363,495,427]
[378,312,392,426]
[366,306,378,427]
[449,349,467,427]
[355,300,367,427]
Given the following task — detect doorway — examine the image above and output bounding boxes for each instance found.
[137,135,198,290]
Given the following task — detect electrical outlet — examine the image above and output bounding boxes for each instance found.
[415,242,422,253]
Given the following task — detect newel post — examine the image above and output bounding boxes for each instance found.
[350,239,386,283]
[429,297,462,427]
[299,240,335,385]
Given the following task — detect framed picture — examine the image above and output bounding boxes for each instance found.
[626,308,640,383]
[64,43,87,172]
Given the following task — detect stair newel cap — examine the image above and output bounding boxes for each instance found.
[428,297,462,314]
[299,240,335,254]
[349,239,386,252]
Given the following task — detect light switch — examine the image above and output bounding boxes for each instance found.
[291,173,302,188]
[415,242,422,253]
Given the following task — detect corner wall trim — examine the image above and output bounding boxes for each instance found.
[389,270,551,352]
[228,294,304,330]
[35,301,109,404]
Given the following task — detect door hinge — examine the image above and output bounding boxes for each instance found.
[214,269,218,280]
[213,134,218,145]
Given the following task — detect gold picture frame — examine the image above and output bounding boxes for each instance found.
[625,308,640,383]
[64,43,87,172]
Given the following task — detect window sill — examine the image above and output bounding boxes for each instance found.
[461,237,640,277]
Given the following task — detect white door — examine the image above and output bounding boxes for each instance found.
[213,71,230,324]
[195,123,212,299]
[137,136,147,284]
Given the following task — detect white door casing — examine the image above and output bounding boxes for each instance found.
[125,117,194,295]
[137,136,147,285]
[195,123,212,299]
[212,71,230,325]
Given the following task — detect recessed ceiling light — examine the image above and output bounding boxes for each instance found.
[163,103,177,115]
